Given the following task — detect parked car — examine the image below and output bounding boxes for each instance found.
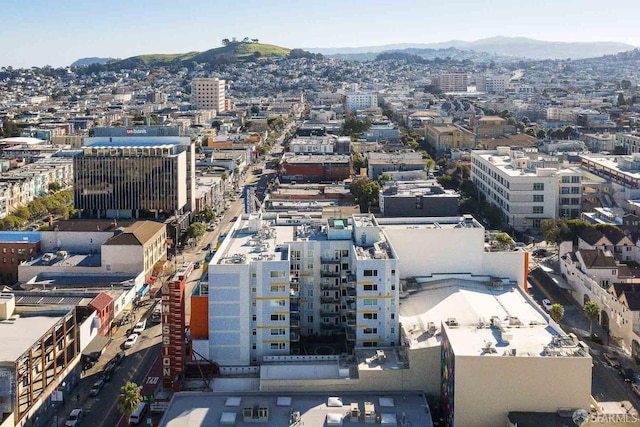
[621,367,639,382]
[532,248,549,258]
[65,408,83,427]
[89,379,105,397]
[102,362,115,382]
[124,334,139,349]
[204,243,212,251]
[604,352,621,368]
[133,320,146,334]
[110,351,125,366]
[541,299,553,311]
[194,261,201,269]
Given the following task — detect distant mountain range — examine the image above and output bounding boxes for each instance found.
[306,36,636,60]
[70,57,117,67]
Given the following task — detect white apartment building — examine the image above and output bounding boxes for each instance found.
[344,92,378,112]
[206,214,399,366]
[471,147,582,231]
[190,77,226,112]
[476,74,510,94]
[438,72,468,92]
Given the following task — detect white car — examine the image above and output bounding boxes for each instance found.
[124,333,139,349]
[133,320,146,334]
[542,299,553,311]
[65,408,83,426]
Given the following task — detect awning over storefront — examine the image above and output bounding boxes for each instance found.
[81,335,111,360]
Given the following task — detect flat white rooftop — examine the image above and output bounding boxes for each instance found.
[159,391,433,427]
[0,315,62,362]
[216,216,292,265]
[398,278,585,359]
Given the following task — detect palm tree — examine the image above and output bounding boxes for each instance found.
[583,301,600,337]
[117,382,142,422]
[549,303,564,323]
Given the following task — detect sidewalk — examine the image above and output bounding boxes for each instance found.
[50,303,153,426]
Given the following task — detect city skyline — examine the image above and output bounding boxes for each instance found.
[1,0,639,68]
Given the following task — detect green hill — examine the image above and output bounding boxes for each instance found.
[108,42,291,69]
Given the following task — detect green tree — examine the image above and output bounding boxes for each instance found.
[350,177,381,213]
[583,300,600,337]
[202,205,216,223]
[378,173,392,183]
[494,233,513,248]
[13,206,30,221]
[549,303,564,323]
[221,171,228,181]
[48,182,62,193]
[352,151,366,172]
[437,175,459,190]
[117,382,142,422]
[341,116,371,137]
[187,222,206,239]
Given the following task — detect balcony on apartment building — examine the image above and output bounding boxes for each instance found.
[320,294,340,304]
[321,279,340,290]
[290,311,300,328]
[321,269,341,278]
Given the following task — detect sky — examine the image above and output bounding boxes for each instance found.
[1,0,639,68]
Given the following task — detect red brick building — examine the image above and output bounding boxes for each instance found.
[89,291,114,336]
[280,154,351,182]
[0,231,41,285]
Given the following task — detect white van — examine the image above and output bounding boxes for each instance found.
[129,402,148,425]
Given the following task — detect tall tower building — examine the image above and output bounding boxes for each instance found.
[191,78,226,112]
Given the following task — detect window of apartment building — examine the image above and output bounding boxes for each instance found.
[561,176,570,183]
[391,313,395,319]
[560,198,571,205]
[363,284,378,291]
[270,299,286,307]
[307,302,313,309]
[271,314,286,321]
[252,329,256,336]
[532,219,542,228]
[270,343,286,350]
[290,263,300,272]
[2,249,5,254]
[571,176,580,183]
[533,206,543,214]
[391,269,395,276]
[363,298,377,306]
[252,344,256,350]
[363,328,378,335]
[363,313,378,320]
[270,285,286,293]
[291,250,301,260]
[533,195,544,202]
[307,315,313,323]
[16,248,25,255]
[252,315,257,321]
[251,287,257,293]
[342,263,349,270]
[10,248,14,254]
[341,250,349,257]
[362,342,377,348]
[533,183,544,191]
[571,187,580,194]
[270,270,286,278]
[363,269,378,277]
[270,329,286,336]
[308,262,315,270]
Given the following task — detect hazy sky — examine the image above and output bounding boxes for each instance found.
[2,0,639,68]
